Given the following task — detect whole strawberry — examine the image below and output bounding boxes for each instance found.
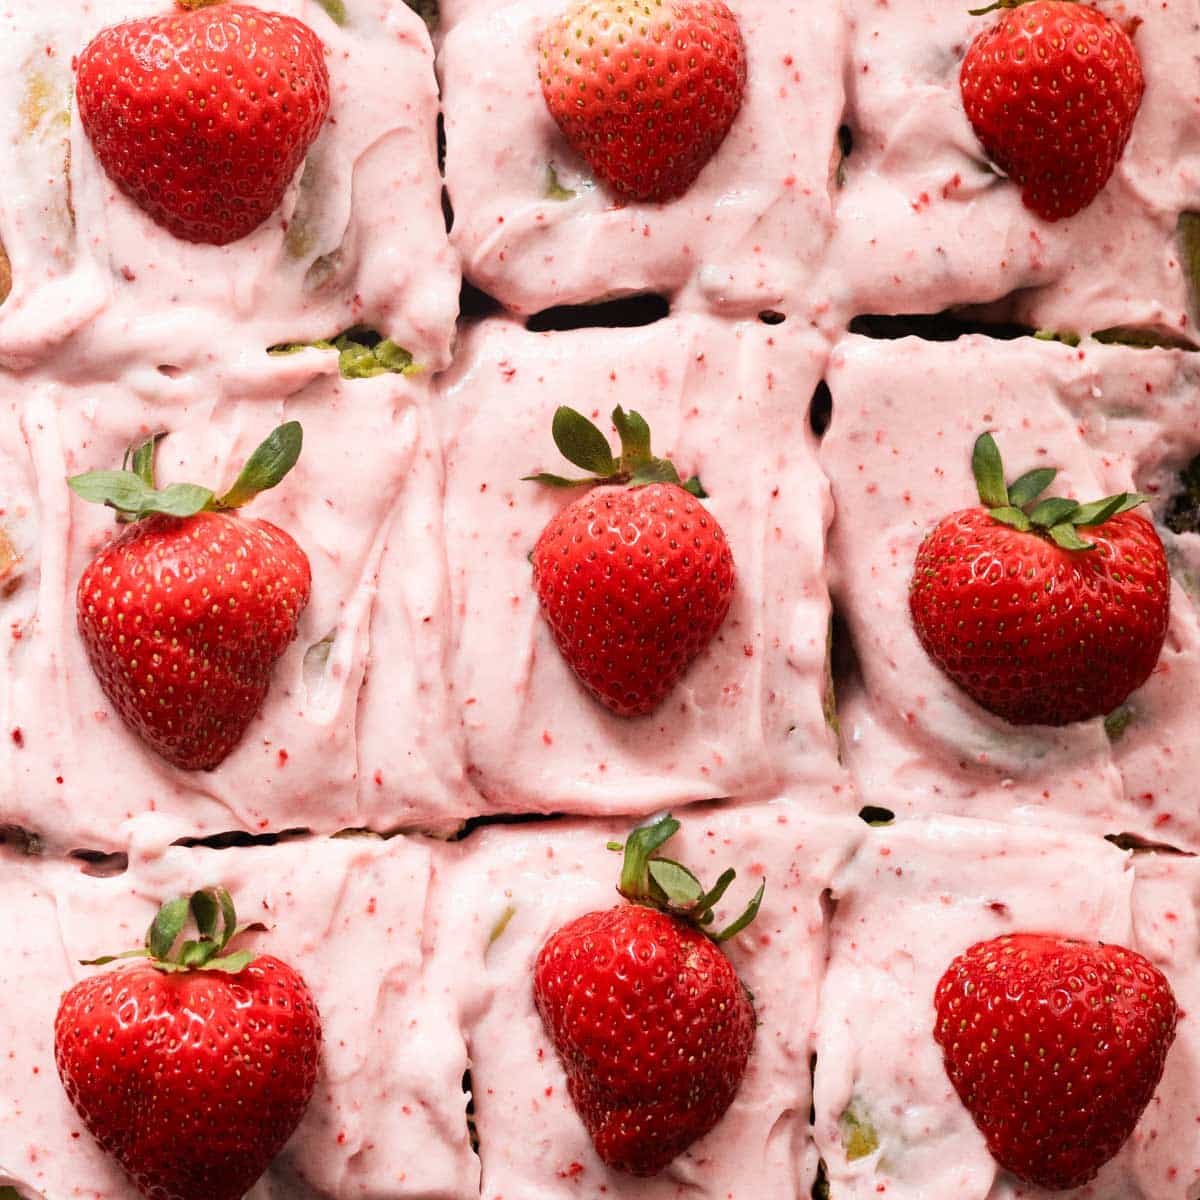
[70,422,311,770]
[538,0,747,203]
[934,933,1177,1189]
[55,887,322,1200]
[960,0,1144,221]
[534,814,763,1174]
[525,406,735,716]
[910,432,1169,725]
[75,3,331,244]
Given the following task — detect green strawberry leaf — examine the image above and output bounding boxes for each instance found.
[217,421,303,509]
[126,432,165,488]
[628,459,684,487]
[647,858,705,910]
[988,505,1032,532]
[1049,523,1095,551]
[693,867,737,917]
[67,471,214,518]
[1007,467,1057,508]
[713,880,765,943]
[201,950,254,975]
[190,890,219,941]
[612,406,653,468]
[1028,497,1080,529]
[520,472,596,488]
[147,896,190,961]
[552,407,618,475]
[78,948,151,967]
[1073,492,1147,526]
[972,432,1009,509]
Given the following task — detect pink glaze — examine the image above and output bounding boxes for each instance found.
[814,818,1200,1199]
[0,0,459,376]
[823,0,1200,342]
[0,832,478,1199]
[820,333,1200,849]
[440,0,845,319]
[437,314,844,814]
[0,355,470,853]
[427,801,858,1200]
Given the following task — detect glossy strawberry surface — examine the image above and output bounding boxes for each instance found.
[534,904,755,1175]
[538,0,746,202]
[934,933,1177,1190]
[531,481,735,716]
[910,507,1168,725]
[77,510,311,770]
[75,4,330,244]
[55,955,322,1200]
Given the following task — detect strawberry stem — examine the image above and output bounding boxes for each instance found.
[81,887,256,976]
[970,431,1149,550]
[523,406,706,497]
[612,813,764,943]
[67,422,303,521]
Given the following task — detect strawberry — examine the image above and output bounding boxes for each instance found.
[55,887,322,1200]
[75,3,331,245]
[960,0,1144,221]
[70,422,311,770]
[909,432,1169,726]
[533,814,763,1175]
[537,0,747,203]
[934,932,1178,1190]
[525,406,735,716]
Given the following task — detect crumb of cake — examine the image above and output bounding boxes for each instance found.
[0,526,20,583]
[269,328,417,379]
[840,1104,880,1161]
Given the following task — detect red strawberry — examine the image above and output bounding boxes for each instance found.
[909,432,1169,725]
[525,405,735,716]
[537,0,747,203]
[70,422,312,770]
[960,0,1144,221]
[75,3,331,245]
[55,887,322,1200]
[533,814,763,1174]
[934,932,1178,1190]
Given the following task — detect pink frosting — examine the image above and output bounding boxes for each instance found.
[0,832,478,1199]
[427,801,857,1200]
[0,0,459,376]
[821,332,1200,849]
[439,314,844,814]
[815,817,1200,1199]
[0,357,471,853]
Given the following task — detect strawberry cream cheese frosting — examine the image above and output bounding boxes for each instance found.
[0,0,458,376]
[820,332,1200,850]
[1,0,1199,1197]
